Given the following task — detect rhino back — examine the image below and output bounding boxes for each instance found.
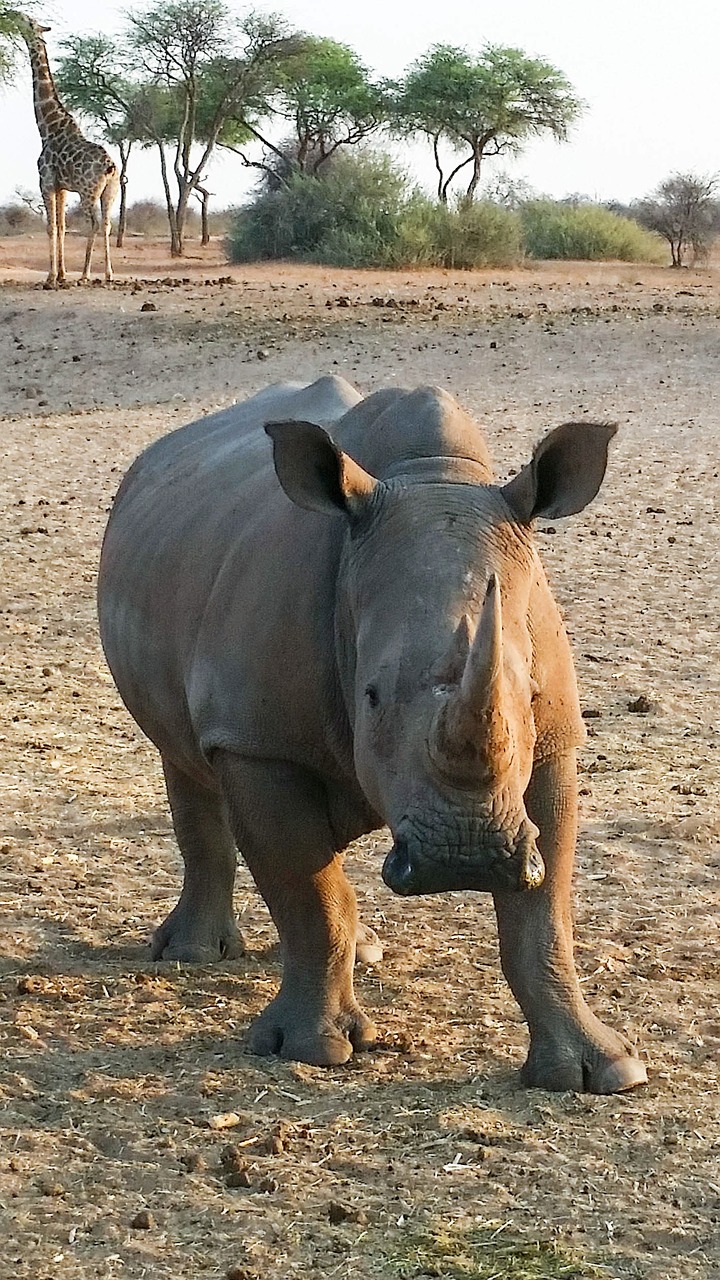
[99,377,361,780]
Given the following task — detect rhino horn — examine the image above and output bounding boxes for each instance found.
[429,576,512,783]
[459,573,503,714]
[433,613,473,686]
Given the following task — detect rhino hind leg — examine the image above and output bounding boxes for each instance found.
[150,757,245,963]
[493,753,647,1094]
[212,751,377,1066]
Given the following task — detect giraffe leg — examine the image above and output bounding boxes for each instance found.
[100,177,118,283]
[42,189,58,289]
[55,189,67,285]
[80,198,100,283]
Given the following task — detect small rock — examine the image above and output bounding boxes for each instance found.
[130,1209,155,1230]
[256,349,269,361]
[263,1121,291,1154]
[328,1200,367,1225]
[461,1125,485,1143]
[225,1169,252,1189]
[627,695,652,714]
[38,1177,65,1197]
[489,340,497,349]
[16,977,49,998]
[582,708,601,719]
[208,1111,243,1131]
[140,302,157,313]
[180,1152,206,1173]
[219,1143,247,1172]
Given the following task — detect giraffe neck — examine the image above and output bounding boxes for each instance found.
[24,32,80,144]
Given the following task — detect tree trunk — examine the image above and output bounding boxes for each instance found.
[432,135,447,204]
[201,193,209,245]
[116,178,128,249]
[465,147,482,203]
[157,143,180,255]
[173,185,192,258]
[196,186,210,245]
[116,143,130,249]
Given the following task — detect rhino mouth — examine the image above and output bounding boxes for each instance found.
[381,822,545,897]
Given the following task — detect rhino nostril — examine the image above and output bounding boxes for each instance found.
[382,836,417,896]
[519,847,545,890]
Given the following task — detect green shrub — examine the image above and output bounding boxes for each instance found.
[228,152,408,267]
[521,200,665,262]
[228,151,522,268]
[232,154,670,269]
[399,197,522,267]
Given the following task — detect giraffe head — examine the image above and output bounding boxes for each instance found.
[5,11,51,40]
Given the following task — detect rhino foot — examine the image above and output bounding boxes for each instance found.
[521,1024,647,1094]
[356,923,383,965]
[247,993,377,1066]
[150,903,245,963]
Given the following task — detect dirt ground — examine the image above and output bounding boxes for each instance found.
[1,233,719,1280]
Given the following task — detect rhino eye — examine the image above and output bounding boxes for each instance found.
[365,683,380,708]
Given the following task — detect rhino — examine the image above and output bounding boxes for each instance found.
[98,375,647,1093]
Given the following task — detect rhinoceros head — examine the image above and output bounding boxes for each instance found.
[266,411,616,898]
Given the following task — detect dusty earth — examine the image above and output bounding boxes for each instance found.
[1,234,719,1280]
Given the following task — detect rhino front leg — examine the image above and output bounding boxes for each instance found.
[150,757,244,962]
[493,752,647,1094]
[212,752,377,1066]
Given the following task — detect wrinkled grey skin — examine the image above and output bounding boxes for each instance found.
[98,375,647,1093]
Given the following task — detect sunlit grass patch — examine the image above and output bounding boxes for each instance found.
[396,1220,608,1279]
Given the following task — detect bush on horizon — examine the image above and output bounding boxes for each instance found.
[0,201,44,235]
[521,200,665,262]
[398,197,523,268]
[228,153,524,268]
[229,154,670,267]
[228,152,410,267]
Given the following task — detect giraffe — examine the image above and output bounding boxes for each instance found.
[13,12,119,287]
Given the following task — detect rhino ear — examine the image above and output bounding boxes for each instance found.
[265,420,378,518]
[502,422,617,523]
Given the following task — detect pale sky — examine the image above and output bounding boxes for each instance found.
[1,0,718,209]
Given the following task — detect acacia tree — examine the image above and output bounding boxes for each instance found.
[0,8,17,80]
[635,172,719,266]
[217,36,388,190]
[274,37,387,175]
[0,3,40,81]
[396,44,582,203]
[126,1,296,255]
[55,36,143,246]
